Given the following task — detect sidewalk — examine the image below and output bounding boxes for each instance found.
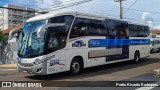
[0,64,16,69]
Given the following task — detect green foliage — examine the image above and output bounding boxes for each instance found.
[0,31,8,46]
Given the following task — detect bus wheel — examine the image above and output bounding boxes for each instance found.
[70,58,82,75]
[133,51,140,63]
[150,49,153,53]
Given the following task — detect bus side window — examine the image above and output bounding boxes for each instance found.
[116,23,128,37]
[106,20,116,36]
[70,26,81,38]
[129,25,150,37]
[70,18,88,38]
[129,24,137,37]
[70,18,106,38]
[90,20,106,36]
[47,30,59,52]
[144,26,150,37]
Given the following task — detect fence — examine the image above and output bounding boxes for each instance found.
[0,42,18,64]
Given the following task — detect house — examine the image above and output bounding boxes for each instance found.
[2,24,23,42]
[150,30,160,38]
[2,24,23,34]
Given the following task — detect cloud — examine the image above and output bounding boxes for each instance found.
[148,21,154,27]
[142,12,153,21]
[141,12,160,30]
[153,25,160,30]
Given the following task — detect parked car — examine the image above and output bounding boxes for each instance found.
[150,34,160,53]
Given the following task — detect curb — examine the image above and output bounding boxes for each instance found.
[0,64,17,69]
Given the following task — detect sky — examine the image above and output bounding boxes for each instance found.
[0,0,160,29]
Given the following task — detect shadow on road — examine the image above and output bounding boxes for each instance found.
[25,57,160,81]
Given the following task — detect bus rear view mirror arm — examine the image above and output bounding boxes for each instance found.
[37,23,65,38]
[8,27,22,43]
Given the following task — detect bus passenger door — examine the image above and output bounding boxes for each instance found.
[46,30,66,74]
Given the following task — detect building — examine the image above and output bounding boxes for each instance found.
[0,4,36,31]
[150,30,160,38]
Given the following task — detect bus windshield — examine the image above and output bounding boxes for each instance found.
[18,20,47,57]
[18,15,74,58]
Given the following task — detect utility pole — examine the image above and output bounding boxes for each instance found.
[120,0,122,19]
[114,0,126,19]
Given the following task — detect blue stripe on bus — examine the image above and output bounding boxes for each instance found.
[104,37,129,61]
[89,39,150,47]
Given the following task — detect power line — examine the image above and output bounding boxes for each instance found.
[51,0,75,6]
[25,0,74,7]
[72,7,160,22]
[0,0,91,12]
[1,0,160,24]
[46,0,84,10]
[48,0,93,11]
[48,0,92,10]
[123,8,160,15]
[124,16,160,22]
[123,0,138,14]
[25,0,43,4]
[0,0,93,14]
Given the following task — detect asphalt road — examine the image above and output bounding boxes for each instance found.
[0,53,160,90]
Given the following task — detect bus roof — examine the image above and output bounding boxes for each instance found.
[26,10,77,22]
[26,10,148,26]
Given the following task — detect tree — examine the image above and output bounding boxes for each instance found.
[0,30,8,64]
[0,31,8,46]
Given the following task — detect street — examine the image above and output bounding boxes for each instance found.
[0,53,160,90]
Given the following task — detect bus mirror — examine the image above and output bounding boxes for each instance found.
[8,28,22,43]
[37,23,65,38]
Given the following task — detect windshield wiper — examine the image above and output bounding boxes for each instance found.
[19,34,30,55]
[19,35,27,55]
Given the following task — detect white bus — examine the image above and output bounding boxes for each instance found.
[8,11,150,75]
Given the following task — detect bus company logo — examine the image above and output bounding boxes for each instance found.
[89,39,101,47]
[2,82,11,87]
[72,40,86,47]
[50,59,59,66]
[50,59,65,66]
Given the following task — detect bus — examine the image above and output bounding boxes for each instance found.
[150,34,160,53]
[8,11,150,75]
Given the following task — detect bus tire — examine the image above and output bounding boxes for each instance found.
[150,49,153,53]
[133,51,140,63]
[70,57,82,75]
[158,48,160,52]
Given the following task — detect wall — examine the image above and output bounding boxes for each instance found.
[0,42,18,64]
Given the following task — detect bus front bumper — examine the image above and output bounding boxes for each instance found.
[17,63,46,75]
